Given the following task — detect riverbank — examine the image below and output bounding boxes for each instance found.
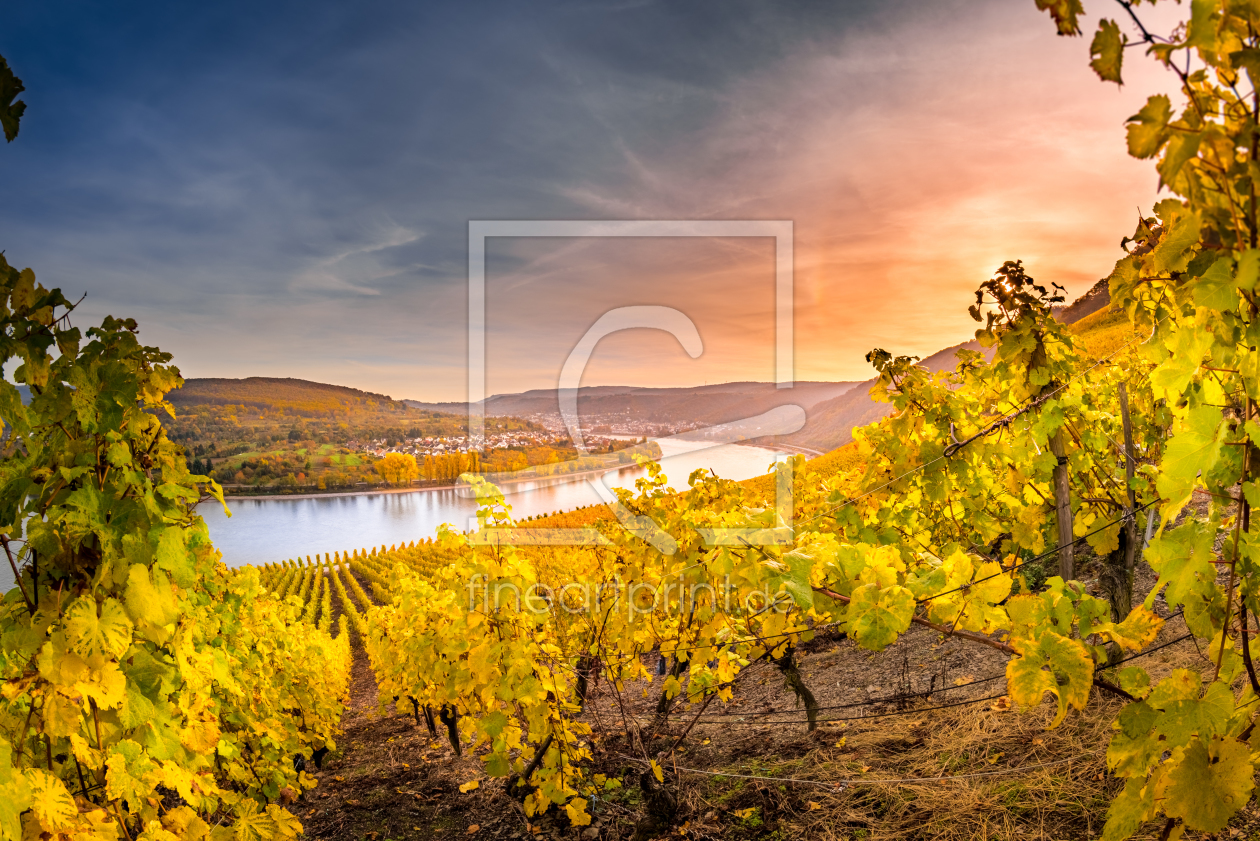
[220,439,806,501]
[222,458,644,502]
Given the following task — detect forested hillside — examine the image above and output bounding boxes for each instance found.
[409,380,861,439]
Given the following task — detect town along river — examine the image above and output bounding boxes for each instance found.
[197,438,790,568]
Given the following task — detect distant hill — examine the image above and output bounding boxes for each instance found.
[771,282,1116,453]
[170,377,412,417]
[407,381,862,443]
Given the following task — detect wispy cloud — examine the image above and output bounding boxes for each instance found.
[1,0,1175,400]
[288,222,424,296]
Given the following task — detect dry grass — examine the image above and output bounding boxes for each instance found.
[290,605,1260,841]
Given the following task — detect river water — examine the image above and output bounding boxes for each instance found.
[0,440,788,592]
[198,438,786,568]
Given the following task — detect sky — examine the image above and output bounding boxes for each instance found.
[2,0,1181,402]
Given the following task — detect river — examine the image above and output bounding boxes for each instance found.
[0,439,785,590]
[199,438,786,568]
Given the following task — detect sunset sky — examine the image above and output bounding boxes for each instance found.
[2,0,1179,402]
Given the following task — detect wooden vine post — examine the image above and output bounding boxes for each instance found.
[1048,422,1074,581]
[1029,329,1074,582]
[1117,381,1138,620]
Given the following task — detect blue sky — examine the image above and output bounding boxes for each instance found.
[2,0,1171,400]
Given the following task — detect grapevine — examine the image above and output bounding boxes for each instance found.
[0,255,351,840]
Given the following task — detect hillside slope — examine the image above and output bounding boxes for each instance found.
[774,282,1120,453]
[171,377,409,416]
[408,380,862,435]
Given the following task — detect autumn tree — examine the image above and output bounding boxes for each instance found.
[375,452,420,486]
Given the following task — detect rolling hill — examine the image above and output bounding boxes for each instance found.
[407,380,864,446]
[168,377,410,416]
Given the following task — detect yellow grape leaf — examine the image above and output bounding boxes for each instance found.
[1100,606,1163,652]
[125,563,179,629]
[1157,737,1255,833]
[161,805,210,839]
[459,780,480,793]
[1006,631,1092,727]
[266,803,303,839]
[42,690,83,740]
[650,760,664,783]
[105,740,156,813]
[24,769,77,832]
[64,595,133,659]
[564,797,592,827]
[733,807,758,820]
[76,659,126,710]
[807,801,822,811]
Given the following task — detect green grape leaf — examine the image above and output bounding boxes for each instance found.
[1156,406,1224,521]
[106,739,157,813]
[1149,210,1201,274]
[1192,257,1241,312]
[0,56,25,143]
[1090,19,1125,83]
[1148,669,1202,709]
[155,526,196,587]
[1186,0,1221,50]
[1237,248,1260,291]
[1145,523,1216,614]
[1127,95,1172,159]
[1231,48,1260,90]
[1150,324,1213,399]
[480,710,509,738]
[1115,666,1151,700]
[1109,700,1162,777]
[1153,680,1234,748]
[768,547,817,609]
[845,583,914,651]
[1035,0,1084,35]
[1157,737,1255,833]
[64,595,134,659]
[1102,777,1157,841]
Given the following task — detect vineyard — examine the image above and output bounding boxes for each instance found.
[7,1,1260,840]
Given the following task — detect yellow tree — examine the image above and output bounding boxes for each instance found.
[375,452,420,486]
